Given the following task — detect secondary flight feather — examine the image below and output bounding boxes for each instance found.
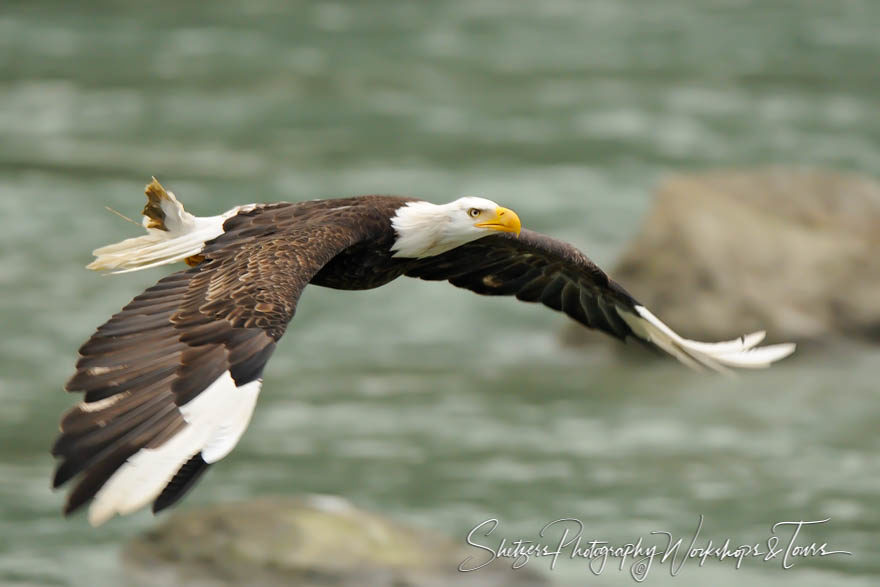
[53,178,795,526]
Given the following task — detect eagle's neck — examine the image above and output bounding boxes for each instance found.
[390,201,461,259]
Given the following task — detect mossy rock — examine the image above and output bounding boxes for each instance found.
[123,495,546,587]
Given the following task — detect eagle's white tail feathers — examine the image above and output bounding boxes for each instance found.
[87,373,261,527]
[87,181,236,274]
[87,216,226,274]
[618,305,796,373]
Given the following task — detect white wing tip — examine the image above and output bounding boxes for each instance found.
[85,372,262,526]
[709,341,797,369]
[619,305,796,372]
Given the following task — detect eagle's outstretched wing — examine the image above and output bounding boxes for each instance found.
[52,204,370,526]
[405,229,795,371]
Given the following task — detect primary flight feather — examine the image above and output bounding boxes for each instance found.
[52,178,795,526]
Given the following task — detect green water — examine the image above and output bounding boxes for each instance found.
[1,1,879,585]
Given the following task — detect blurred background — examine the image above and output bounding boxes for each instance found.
[1,1,878,585]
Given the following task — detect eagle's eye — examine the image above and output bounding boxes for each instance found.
[467,208,481,218]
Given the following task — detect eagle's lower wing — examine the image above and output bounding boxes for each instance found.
[53,206,364,526]
[405,229,795,371]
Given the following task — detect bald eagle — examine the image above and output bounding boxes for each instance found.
[52,179,795,526]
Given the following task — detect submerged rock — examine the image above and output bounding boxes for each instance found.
[565,168,880,347]
[123,495,545,587]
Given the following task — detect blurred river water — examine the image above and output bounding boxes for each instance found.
[1,1,878,585]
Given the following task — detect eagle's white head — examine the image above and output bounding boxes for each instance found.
[390,196,522,258]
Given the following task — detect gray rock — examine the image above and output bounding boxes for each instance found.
[565,168,880,347]
[123,495,546,587]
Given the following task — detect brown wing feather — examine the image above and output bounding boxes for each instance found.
[404,229,641,342]
[53,200,389,517]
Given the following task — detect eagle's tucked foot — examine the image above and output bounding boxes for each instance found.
[184,254,206,267]
[86,178,239,274]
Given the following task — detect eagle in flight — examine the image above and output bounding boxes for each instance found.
[52,179,795,526]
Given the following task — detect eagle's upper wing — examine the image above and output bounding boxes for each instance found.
[405,229,796,371]
[52,204,371,526]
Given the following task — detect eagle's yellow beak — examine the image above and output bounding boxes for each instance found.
[475,206,521,235]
